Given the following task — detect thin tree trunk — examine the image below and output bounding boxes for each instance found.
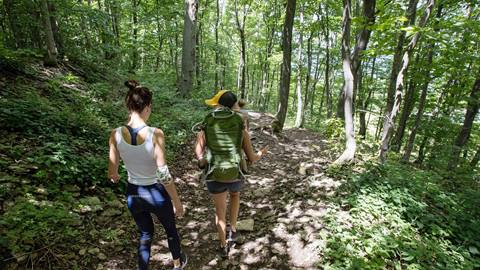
[402,6,441,161]
[381,0,418,135]
[379,0,435,163]
[3,0,22,48]
[402,79,428,161]
[259,22,275,109]
[109,0,121,46]
[179,0,198,97]
[392,72,418,152]
[155,0,164,71]
[234,0,247,99]
[303,30,314,123]
[214,0,220,89]
[471,146,480,167]
[359,57,376,138]
[321,3,332,118]
[196,21,202,87]
[351,0,376,108]
[196,0,208,88]
[273,0,296,132]
[310,35,322,116]
[131,0,139,71]
[448,71,480,169]
[40,0,58,67]
[78,0,92,50]
[294,5,304,128]
[335,0,356,164]
[413,85,447,164]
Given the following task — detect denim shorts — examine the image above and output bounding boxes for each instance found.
[206,180,243,194]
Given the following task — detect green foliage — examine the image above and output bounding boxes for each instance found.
[318,161,480,269]
[0,199,81,263]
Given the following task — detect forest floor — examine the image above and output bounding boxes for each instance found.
[104,112,338,270]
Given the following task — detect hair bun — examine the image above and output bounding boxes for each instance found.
[125,80,140,90]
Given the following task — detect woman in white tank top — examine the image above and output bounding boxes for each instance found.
[108,80,187,270]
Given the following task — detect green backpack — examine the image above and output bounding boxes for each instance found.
[203,108,244,182]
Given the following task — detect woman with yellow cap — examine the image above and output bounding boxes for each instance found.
[194,90,267,257]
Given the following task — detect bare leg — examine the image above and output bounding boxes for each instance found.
[212,191,228,247]
[229,192,240,232]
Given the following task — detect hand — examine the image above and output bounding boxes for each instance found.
[257,146,268,158]
[173,202,184,218]
[109,173,120,183]
[198,158,208,169]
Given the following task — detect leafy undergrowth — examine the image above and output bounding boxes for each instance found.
[316,154,480,269]
[0,58,206,269]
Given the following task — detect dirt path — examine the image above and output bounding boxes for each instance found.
[105,112,337,270]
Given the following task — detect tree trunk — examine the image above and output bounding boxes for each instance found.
[259,23,275,110]
[392,73,417,152]
[402,4,443,161]
[379,0,435,163]
[351,0,376,107]
[321,3,332,118]
[214,0,220,89]
[40,0,58,67]
[179,0,198,97]
[196,21,202,87]
[196,0,208,88]
[131,0,139,71]
[381,0,418,135]
[471,146,480,168]
[359,57,376,138]
[294,5,304,128]
[154,0,164,71]
[234,0,247,99]
[310,31,322,116]
[273,0,296,133]
[448,72,480,169]
[335,0,356,164]
[109,0,121,46]
[303,30,314,123]
[402,78,427,161]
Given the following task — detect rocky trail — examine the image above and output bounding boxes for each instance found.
[104,112,342,270]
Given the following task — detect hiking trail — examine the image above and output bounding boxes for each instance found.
[105,112,342,270]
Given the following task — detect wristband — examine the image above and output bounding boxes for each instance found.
[156,165,172,183]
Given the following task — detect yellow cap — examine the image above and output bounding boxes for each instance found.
[205,90,228,106]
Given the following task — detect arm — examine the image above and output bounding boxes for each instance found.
[108,129,120,183]
[194,130,208,168]
[242,129,267,163]
[153,128,184,217]
[195,130,206,159]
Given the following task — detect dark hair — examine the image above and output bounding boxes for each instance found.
[218,91,238,108]
[124,80,152,113]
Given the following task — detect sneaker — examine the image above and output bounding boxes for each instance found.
[172,252,188,270]
[227,229,240,243]
[217,245,229,258]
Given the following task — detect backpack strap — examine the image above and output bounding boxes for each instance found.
[126,125,146,145]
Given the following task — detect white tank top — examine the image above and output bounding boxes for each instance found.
[115,126,158,185]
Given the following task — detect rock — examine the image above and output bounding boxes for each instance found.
[88,247,100,254]
[298,162,314,175]
[97,253,107,260]
[79,249,86,256]
[237,219,254,231]
[181,239,192,246]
